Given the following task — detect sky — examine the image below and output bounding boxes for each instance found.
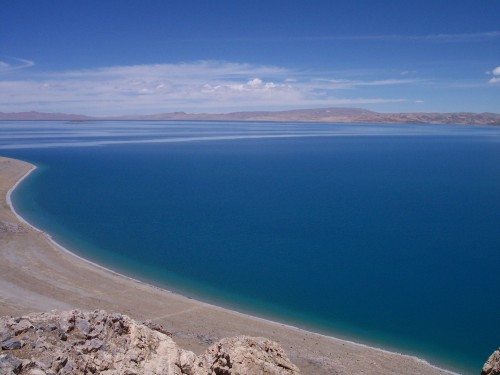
[1,0,499,115]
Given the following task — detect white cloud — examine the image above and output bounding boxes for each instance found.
[288,31,500,44]
[0,61,409,115]
[187,31,500,44]
[313,78,421,90]
[487,66,500,84]
[404,31,500,42]
[247,78,263,87]
[356,79,419,86]
[0,57,34,73]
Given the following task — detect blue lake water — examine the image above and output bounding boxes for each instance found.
[1,120,500,374]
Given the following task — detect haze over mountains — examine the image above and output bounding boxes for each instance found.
[1,107,500,125]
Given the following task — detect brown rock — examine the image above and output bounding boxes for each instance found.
[13,320,33,336]
[482,348,500,375]
[1,338,23,350]
[196,336,300,375]
[0,354,22,374]
[0,310,300,375]
[0,220,27,234]
[141,320,172,336]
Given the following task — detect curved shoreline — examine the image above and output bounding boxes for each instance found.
[6,164,184,295]
[1,156,461,374]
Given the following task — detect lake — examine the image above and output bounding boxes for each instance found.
[2,120,499,374]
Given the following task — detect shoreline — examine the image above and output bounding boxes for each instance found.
[0,156,462,374]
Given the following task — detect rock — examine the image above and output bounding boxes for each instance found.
[196,336,300,375]
[75,317,90,334]
[26,370,46,375]
[57,311,75,334]
[0,331,11,342]
[482,348,500,375]
[0,310,300,375]
[0,354,22,374]
[14,320,33,336]
[82,338,103,353]
[141,320,172,336]
[1,338,23,350]
[178,350,197,374]
[0,221,27,234]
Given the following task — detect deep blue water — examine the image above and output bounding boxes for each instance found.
[2,121,500,374]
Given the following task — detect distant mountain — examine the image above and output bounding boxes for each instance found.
[112,108,376,121]
[1,108,500,125]
[343,111,500,126]
[0,111,93,121]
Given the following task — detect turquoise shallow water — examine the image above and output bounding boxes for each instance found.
[2,121,500,374]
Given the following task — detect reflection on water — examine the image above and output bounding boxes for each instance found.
[1,120,499,149]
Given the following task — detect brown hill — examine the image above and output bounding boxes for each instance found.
[1,108,499,125]
[0,111,92,121]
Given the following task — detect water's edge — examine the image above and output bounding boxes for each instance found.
[5,157,461,375]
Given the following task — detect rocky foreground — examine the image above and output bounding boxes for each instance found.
[482,348,500,375]
[0,310,300,375]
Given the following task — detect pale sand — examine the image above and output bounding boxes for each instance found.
[0,156,458,375]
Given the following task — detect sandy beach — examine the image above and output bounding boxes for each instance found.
[0,156,458,375]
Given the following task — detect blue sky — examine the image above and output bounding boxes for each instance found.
[1,0,499,115]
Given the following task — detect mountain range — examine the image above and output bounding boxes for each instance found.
[1,108,500,125]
